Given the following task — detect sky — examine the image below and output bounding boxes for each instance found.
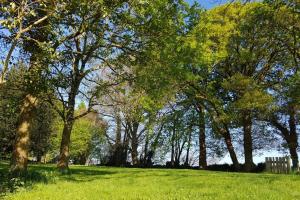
[186,0,229,9]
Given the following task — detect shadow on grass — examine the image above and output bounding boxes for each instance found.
[27,164,118,183]
[1,161,294,197]
[0,162,117,197]
[59,168,117,182]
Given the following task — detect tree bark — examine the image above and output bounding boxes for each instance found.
[10,94,37,176]
[130,121,139,166]
[115,111,122,166]
[289,144,299,170]
[121,126,130,166]
[57,120,74,172]
[208,104,240,171]
[288,106,299,170]
[57,71,80,171]
[198,107,207,169]
[131,140,138,166]
[143,131,149,166]
[176,138,186,167]
[184,131,192,167]
[242,111,254,172]
[221,125,240,171]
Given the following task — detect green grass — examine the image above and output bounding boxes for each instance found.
[1,162,300,200]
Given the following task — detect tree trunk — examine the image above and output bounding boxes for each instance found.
[36,153,42,163]
[115,111,122,166]
[143,132,149,166]
[171,143,175,167]
[85,156,90,166]
[121,127,130,166]
[131,139,138,166]
[198,107,207,169]
[175,142,179,167]
[170,121,176,167]
[10,94,37,176]
[176,139,186,167]
[271,112,299,171]
[57,74,79,172]
[289,145,299,170]
[79,154,87,165]
[130,121,139,166]
[57,120,74,172]
[148,123,164,166]
[288,106,298,170]
[221,125,240,171]
[184,131,192,167]
[242,111,254,172]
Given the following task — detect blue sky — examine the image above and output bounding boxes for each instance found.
[186,0,229,9]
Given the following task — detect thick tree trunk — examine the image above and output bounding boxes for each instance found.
[221,126,240,171]
[57,120,74,172]
[10,94,37,176]
[57,74,79,171]
[130,122,139,166]
[271,107,299,170]
[289,145,299,170]
[198,107,207,169]
[131,138,138,166]
[288,106,299,170]
[242,111,254,172]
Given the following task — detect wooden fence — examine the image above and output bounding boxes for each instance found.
[265,157,291,174]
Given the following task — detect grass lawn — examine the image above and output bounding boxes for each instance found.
[1,162,300,200]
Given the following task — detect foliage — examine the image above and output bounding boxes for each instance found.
[0,64,56,159]
[0,0,299,182]
[50,109,106,164]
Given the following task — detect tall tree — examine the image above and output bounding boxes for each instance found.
[191,2,286,171]
[266,0,300,170]
[44,0,191,171]
[0,1,58,175]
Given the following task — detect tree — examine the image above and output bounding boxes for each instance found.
[0,66,25,158]
[30,101,56,163]
[41,0,193,171]
[0,0,54,84]
[0,0,59,175]
[176,4,242,170]
[264,0,300,170]
[187,2,290,171]
[50,104,106,165]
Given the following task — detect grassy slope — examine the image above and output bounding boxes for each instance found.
[1,162,300,200]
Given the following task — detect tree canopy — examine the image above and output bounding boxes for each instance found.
[0,0,299,177]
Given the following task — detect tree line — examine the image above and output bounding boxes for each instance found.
[0,0,299,177]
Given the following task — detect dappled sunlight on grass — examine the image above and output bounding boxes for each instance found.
[1,162,300,200]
